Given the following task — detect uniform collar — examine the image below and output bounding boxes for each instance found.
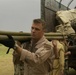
[30,36,47,48]
[36,36,47,48]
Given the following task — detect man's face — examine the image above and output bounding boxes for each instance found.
[31,23,44,40]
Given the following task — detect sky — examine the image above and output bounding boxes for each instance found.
[0,0,76,32]
[56,0,76,8]
[0,0,41,32]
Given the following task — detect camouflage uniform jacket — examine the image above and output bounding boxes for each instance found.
[13,47,24,75]
[20,36,54,75]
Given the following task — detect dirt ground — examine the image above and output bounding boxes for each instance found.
[0,45,14,75]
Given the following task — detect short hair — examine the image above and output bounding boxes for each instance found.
[33,18,46,30]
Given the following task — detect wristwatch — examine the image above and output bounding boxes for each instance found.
[13,44,18,50]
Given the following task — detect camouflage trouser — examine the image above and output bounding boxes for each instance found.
[14,64,24,75]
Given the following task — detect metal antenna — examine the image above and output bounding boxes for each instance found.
[59,0,62,10]
[67,0,74,10]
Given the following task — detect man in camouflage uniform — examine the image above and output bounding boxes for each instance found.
[13,41,24,75]
[12,18,55,75]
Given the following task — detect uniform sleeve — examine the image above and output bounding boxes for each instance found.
[59,47,65,71]
[20,44,53,64]
[12,51,20,64]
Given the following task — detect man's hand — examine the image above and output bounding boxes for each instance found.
[52,40,57,47]
[52,40,59,58]
[0,35,15,48]
[0,35,15,54]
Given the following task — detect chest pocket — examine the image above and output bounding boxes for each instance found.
[22,42,30,50]
[22,42,37,53]
[30,44,38,53]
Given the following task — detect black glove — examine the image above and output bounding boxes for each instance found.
[0,35,15,54]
